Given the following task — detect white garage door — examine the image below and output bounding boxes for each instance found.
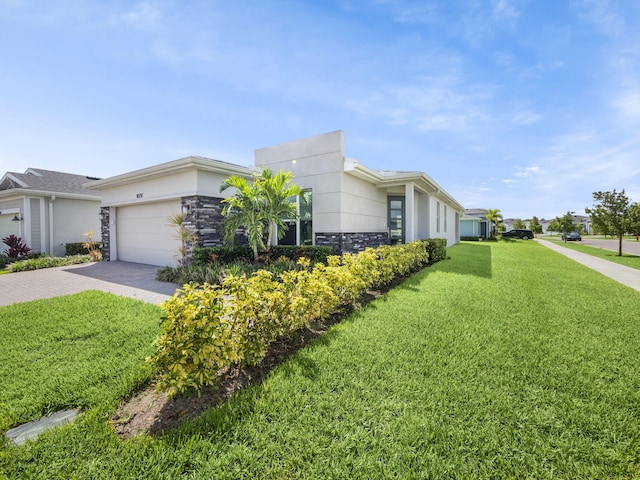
[0,214,20,244]
[116,200,181,266]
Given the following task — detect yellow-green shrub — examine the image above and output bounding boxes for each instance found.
[150,283,236,395]
[150,240,435,395]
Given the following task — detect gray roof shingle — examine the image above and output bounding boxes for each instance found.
[0,168,101,197]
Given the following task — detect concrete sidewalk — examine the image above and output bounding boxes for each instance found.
[0,261,179,306]
[536,239,640,292]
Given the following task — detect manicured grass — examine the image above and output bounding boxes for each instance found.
[547,238,640,270]
[3,242,640,478]
[0,291,161,434]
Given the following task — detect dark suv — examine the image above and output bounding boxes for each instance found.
[502,229,534,240]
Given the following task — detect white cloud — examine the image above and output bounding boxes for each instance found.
[512,111,543,126]
[110,1,160,31]
[574,0,626,38]
[513,166,541,177]
[615,91,640,118]
[493,0,520,24]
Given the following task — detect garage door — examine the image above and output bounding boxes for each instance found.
[116,200,181,266]
[0,214,20,244]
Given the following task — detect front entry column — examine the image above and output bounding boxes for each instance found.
[404,182,415,243]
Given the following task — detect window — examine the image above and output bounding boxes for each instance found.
[388,197,405,245]
[436,201,441,233]
[444,205,448,233]
[278,189,313,246]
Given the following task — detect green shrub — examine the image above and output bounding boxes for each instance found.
[65,242,102,256]
[191,246,253,266]
[269,245,333,263]
[191,245,333,267]
[423,238,447,264]
[8,255,93,272]
[0,255,9,269]
[149,240,437,395]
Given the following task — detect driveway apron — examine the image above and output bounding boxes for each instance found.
[0,261,179,306]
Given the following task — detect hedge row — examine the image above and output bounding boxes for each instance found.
[8,254,93,272]
[150,240,443,395]
[191,245,334,266]
[65,242,102,256]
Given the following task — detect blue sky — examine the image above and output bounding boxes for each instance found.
[1,0,639,219]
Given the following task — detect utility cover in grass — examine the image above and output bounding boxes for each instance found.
[6,408,80,445]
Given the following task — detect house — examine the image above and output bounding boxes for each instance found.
[460,208,492,239]
[88,131,464,266]
[0,168,101,256]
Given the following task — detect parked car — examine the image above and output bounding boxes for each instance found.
[562,232,582,241]
[502,229,535,240]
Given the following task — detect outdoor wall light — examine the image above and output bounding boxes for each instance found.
[12,215,23,222]
[181,204,191,215]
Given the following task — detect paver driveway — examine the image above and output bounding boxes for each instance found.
[0,261,179,306]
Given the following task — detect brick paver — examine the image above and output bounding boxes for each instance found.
[0,262,179,306]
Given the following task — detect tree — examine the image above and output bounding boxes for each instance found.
[556,211,575,242]
[220,169,303,260]
[220,174,269,260]
[485,208,503,239]
[626,202,640,241]
[529,216,543,235]
[547,218,560,233]
[255,168,302,248]
[585,189,631,256]
[512,218,526,229]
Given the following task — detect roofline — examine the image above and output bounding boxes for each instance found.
[0,189,100,201]
[0,172,29,188]
[85,156,253,190]
[344,158,464,211]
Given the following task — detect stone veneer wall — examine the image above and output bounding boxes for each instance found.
[315,232,390,254]
[99,206,110,261]
[181,195,226,249]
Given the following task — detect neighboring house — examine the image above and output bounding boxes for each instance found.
[0,168,101,256]
[460,208,492,239]
[88,131,464,267]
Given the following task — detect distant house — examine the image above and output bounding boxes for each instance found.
[88,131,464,266]
[0,169,101,256]
[460,208,492,239]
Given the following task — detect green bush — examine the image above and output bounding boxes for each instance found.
[0,255,9,269]
[149,240,436,395]
[191,245,333,267]
[191,246,253,266]
[423,238,447,264]
[8,255,93,272]
[65,242,102,256]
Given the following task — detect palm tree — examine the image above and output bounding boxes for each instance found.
[485,208,503,239]
[256,168,303,247]
[220,174,269,260]
[220,169,304,260]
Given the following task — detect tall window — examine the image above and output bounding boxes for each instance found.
[388,196,405,245]
[279,189,313,246]
[444,205,448,233]
[436,201,441,233]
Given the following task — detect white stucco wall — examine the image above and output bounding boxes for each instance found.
[340,174,387,232]
[255,131,347,233]
[51,198,101,256]
[98,170,198,207]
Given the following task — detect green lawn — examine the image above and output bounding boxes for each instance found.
[2,242,640,479]
[0,291,161,434]
[547,238,640,270]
